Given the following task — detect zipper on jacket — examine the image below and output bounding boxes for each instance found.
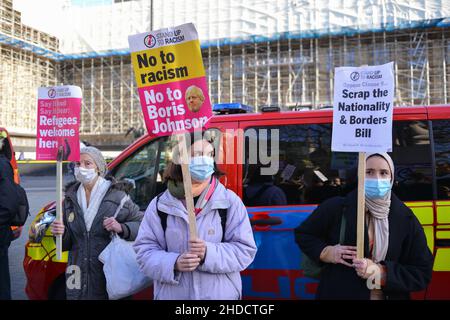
[66,189,91,298]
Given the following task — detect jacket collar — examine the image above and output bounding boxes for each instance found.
[65,175,132,202]
[157,181,230,219]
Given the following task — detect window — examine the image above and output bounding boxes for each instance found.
[433,120,450,200]
[242,120,434,206]
[113,137,168,210]
[243,124,352,205]
[391,121,433,201]
[111,129,222,210]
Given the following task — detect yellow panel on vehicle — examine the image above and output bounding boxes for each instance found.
[436,231,450,239]
[405,202,433,207]
[437,225,450,229]
[409,207,434,225]
[42,236,68,262]
[436,201,450,206]
[434,248,450,271]
[27,245,49,261]
[26,233,68,262]
[52,252,68,262]
[437,206,450,224]
[423,226,434,252]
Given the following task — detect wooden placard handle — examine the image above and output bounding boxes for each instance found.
[357,152,366,259]
[55,146,63,261]
[176,134,198,239]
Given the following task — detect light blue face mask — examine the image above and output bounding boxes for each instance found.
[365,178,392,199]
[189,156,215,182]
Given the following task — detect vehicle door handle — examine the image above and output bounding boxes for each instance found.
[250,217,282,226]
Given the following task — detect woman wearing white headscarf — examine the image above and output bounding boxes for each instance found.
[295,153,433,300]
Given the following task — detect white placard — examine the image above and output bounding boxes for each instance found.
[128,23,199,52]
[331,62,394,153]
[38,85,82,99]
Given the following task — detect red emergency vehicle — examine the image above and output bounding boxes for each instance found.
[23,105,450,299]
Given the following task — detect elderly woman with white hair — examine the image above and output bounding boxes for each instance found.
[295,153,433,300]
[51,146,143,300]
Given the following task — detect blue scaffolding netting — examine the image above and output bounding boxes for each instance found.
[0,17,449,62]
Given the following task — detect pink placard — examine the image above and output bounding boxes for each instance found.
[36,86,81,161]
[138,77,213,137]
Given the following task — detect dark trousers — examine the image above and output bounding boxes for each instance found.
[0,226,11,300]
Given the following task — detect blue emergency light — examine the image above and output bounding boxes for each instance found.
[213,103,254,114]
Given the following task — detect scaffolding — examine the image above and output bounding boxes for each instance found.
[203,27,450,109]
[58,26,450,139]
[0,0,59,139]
[1,0,450,149]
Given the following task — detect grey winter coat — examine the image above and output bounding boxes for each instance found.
[61,177,143,300]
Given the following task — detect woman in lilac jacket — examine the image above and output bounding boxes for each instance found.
[134,133,257,300]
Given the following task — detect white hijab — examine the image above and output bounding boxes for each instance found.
[77,176,111,232]
[365,152,395,263]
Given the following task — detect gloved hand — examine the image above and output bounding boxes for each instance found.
[320,244,357,267]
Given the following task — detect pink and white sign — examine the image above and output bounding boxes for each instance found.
[129,23,213,137]
[137,77,212,136]
[36,85,82,161]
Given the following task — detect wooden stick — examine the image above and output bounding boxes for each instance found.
[176,134,198,239]
[357,152,366,259]
[356,65,369,259]
[55,146,63,261]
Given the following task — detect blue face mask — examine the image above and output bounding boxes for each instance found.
[189,156,215,182]
[365,178,392,199]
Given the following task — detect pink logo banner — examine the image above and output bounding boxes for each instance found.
[138,77,212,136]
[36,86,82,161]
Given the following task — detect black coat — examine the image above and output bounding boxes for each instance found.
[61,177,144,300]
[294,190,433,300]
[0,154,18,227]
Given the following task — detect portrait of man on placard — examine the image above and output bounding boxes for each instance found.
[185,85,205,113]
